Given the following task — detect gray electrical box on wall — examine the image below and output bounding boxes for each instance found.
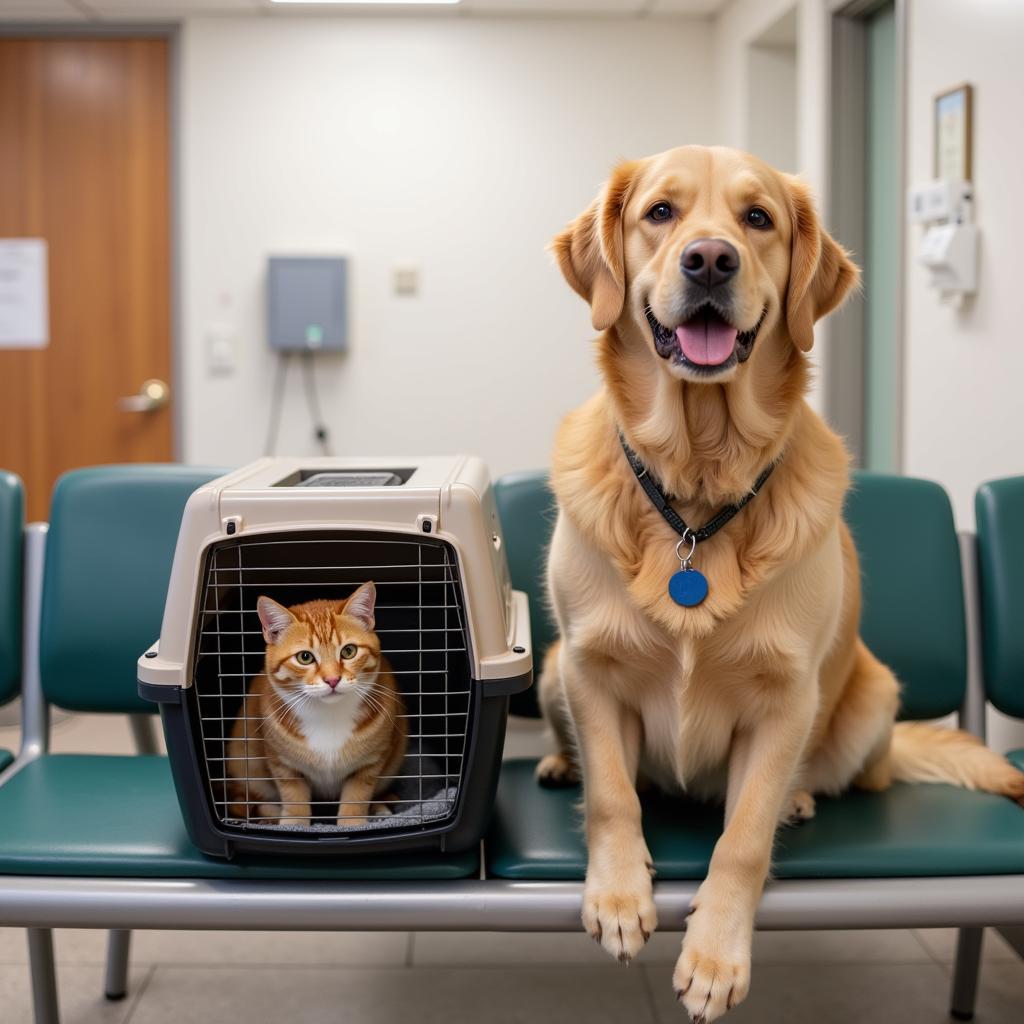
[267,256,348,352]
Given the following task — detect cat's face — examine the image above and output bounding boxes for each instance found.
[256,583,381,704]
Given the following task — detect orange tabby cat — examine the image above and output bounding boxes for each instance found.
[226,582,407,828]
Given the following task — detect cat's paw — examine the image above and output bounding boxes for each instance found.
[278,816,309,828]
[338,815,367,828]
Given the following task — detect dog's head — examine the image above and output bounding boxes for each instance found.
[552,146,859,384]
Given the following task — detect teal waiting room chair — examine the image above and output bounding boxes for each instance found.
[0,465,1021,1023]
[972,477,1024,979]
[975,476,1024,771]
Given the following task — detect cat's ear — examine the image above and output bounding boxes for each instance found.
[256,596,296,644]
[343,581,376,631]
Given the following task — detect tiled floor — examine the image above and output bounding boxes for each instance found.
[0,926,1021,1024]
[1,713,1022,1023]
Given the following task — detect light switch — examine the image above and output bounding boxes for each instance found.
[393,265,419,296]
[206,325,236,376]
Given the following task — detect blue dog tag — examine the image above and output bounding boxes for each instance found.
[668,568,708,607]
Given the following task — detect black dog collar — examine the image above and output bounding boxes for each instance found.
[618,429,778,606]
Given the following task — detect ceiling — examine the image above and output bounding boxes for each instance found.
[0,0,727,23]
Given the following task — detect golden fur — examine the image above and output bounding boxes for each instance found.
[539,145,1024,1023]
[226,583,406,828]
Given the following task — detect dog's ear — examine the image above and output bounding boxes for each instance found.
[784,177,860,352]
[551,160,641,332]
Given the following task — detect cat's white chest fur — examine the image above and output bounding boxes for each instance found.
[277,684,361,759]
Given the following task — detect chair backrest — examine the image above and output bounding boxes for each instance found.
[496,468,967,722]
[975,476,1024,719]
[39,465,227,713]
[846,472,966,720]
[494,471,556,717]
[0,472,24,707]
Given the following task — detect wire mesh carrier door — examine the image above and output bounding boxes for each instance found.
[139,457,532,859]
[201,532,469,831]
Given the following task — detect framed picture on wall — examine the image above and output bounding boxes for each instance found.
[934,83,973,181]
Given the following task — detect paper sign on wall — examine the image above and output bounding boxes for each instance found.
[0,239,49,349]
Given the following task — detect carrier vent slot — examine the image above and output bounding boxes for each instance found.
[272,467,415,488]
[189,530,472,838]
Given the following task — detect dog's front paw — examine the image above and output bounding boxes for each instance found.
[582,875,657,963]
[782,788,816,824]
[672,906,751,1022]
[535,753,580,788]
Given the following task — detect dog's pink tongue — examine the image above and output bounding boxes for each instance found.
[676,319,738,366]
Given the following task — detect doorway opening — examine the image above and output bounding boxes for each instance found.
[828,0,905,471]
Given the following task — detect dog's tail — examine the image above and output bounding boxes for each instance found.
[890,721,1024,805]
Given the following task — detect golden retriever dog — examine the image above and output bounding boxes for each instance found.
[539,145,1024,1023]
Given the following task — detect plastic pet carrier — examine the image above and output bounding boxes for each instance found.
[139,456,532,858]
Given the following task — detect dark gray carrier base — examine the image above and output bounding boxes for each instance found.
[139,675,526,860]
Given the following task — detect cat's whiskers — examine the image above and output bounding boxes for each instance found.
[361,680,398,702]
[357,684,395,725]
[361,690,387,716]
[256,684,307,735]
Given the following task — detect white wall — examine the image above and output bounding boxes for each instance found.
[746,42,797,174]
[179,15,716,476]
[902,0,1024,526]
[900,0,1024,752]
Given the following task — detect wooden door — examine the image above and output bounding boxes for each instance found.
[0,37,172,521]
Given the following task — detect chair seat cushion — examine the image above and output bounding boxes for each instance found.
[487,759,1024,880]
[0,755,477,879]
[0,750,12,773]
[1008,749,1024,773]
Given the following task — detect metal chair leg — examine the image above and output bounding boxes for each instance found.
[106,713,156,999]
[951,926,984,1021]
[104,929,131,1001]
[26,928,60,1024]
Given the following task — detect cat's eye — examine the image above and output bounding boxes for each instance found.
[340,643,358,660]
[294,650,316,665]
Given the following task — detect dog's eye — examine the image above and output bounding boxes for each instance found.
[340,643,357,659]
[294,650,315,665]
[745,206,773,230]
[646,202,673,224]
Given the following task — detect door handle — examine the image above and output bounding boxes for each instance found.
[118,378,170,413]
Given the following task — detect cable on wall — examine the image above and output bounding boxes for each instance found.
[263,351,333,457]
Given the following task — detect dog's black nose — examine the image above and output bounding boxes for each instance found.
[680,238,740,289]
